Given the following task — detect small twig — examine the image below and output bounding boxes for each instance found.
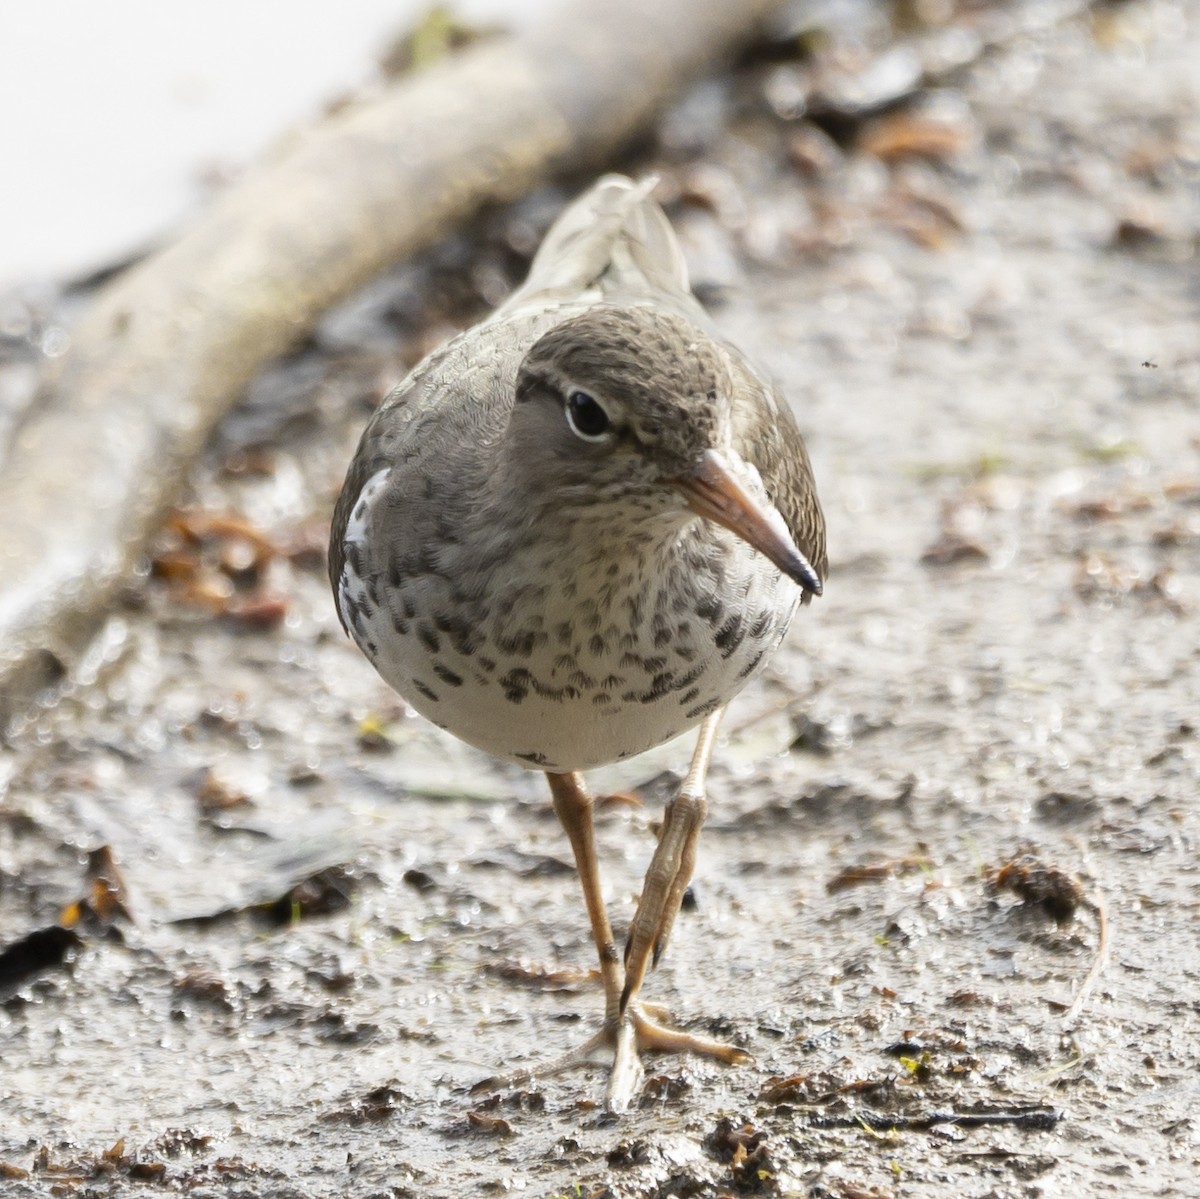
[808,1105,1062,1133]
[1027,1055,1083,1084]
[1060,887,1110,1029]
[724,696,791,738]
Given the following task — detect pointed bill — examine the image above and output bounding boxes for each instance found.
[673,449,823,597]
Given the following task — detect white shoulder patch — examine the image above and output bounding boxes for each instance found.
[336,467,391,645]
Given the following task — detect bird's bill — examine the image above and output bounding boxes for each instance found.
[673,449,823,597]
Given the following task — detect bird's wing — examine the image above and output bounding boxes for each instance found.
[327,315,537,627]
[730,361,829,600]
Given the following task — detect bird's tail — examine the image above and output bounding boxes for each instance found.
[497,175,708,325]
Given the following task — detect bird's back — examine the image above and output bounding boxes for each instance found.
[495,175,713,330]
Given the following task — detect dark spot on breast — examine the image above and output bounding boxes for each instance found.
[497,629,536,658]
[432,663,463,687]
[589,634,605,656]
[435,612,477,656]
[696,596,724,626]
[679,687,701,705]
[387,563,404,589]
[623,670,680,704]
[500,666,577,703]
[715,615,744,658]
[411,680,439,703]
[671,663,706,692]
[736,649,766,680]
[750,609,773,639]
[592,693,611,706]
[685,697,722,720]
[418,625,440,653]
[500,669,530,703]
[402,594,417,620]
[478,656,497,673]
[392,616,409,636]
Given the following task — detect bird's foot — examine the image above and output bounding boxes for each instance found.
[472,1003,750,1113]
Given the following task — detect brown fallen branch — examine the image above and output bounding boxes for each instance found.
[0,0,787,733]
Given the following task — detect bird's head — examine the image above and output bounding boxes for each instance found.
[508,305,821,596]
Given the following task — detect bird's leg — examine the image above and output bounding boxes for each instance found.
[544,771,653,1107]
[476,751,746,1112]
[622,709,723,1008]
[611,708,749,1089]
[474,772,625,1098]
[546,770,623,1023]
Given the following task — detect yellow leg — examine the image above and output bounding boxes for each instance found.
[475,732,749,1113]
[546,771,622,1022]
[622,709,723,1011]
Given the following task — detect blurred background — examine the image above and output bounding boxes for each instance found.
[0,0,554,285]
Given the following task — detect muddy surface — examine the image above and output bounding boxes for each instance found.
[2,1,1199,1195]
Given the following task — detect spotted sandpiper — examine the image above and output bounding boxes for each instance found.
[329,175,826,1109]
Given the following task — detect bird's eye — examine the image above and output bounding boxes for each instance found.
[564,390,611,441]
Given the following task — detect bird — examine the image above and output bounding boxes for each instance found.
[329,174,826,1110]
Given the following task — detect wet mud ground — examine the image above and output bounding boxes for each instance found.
[2,1,1199,1195]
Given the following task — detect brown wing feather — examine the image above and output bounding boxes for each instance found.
[730,360,828,600]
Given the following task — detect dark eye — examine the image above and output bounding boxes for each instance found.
[565,390,611,441]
